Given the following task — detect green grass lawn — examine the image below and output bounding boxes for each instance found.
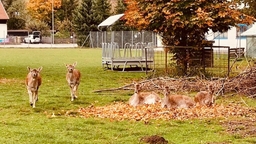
[0,48,255,144]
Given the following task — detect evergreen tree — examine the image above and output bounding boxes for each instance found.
[72,0,97,46]
[115,0,125,14]
[54,0,79,37]
[8,18,26,29]
[5,0,27,30]
[73,0,113,46]
[111,0,134,31]
[57,0,79,22]
[94,0,111,30]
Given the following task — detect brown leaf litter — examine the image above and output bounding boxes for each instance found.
[76,102,256,121]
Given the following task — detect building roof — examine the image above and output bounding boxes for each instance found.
[241,23,256,36]
[0,1,9,20]
[97,14,124,30]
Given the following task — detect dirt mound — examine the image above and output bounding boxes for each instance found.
[140,135,168,144]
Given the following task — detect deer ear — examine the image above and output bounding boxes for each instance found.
[132,81,137,85]
[65,63,69,68]
[138,83,143,90]
[73,62,77,67]
[38,67,43,72]
[164,86,169,92]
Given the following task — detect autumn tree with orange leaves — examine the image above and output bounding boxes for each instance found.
[26,0,61,22]
[234,0,256,18]
[124,0,255,75]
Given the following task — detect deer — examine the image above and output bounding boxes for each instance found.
[161,86,195,109]
[25,67,42,108]
[194,84,215,107]
[65,62,81,101]
[129,82,161,107]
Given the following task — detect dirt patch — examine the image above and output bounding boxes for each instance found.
[0,78,23,84]
[222,119,256,138]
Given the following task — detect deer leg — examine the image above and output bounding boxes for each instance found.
[27,90,33,106]
[32,92,36,108]
[36,87,39,102]
[35,90,39,102]
[73,84,79,99]
[70,86,75,101]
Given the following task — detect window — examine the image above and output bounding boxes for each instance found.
[236,24,252,38]
[237,24,247,38]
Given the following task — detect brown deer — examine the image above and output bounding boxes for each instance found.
[65,62,81,101]
[129,82,161,107]
[194,84,215,107]
[161,86,195,109]
[25,67,42,108]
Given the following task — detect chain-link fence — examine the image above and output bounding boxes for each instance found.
[4,30,77,44]
[153,46,251,77]
[89,31,243,77]
[89,31,157,48]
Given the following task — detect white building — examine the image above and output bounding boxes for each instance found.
[206,24,249,49]
[241,23,256,58]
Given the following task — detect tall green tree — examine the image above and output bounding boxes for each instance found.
[25,20,50,36]
[73,0,112,46]
[72,0,97,46]
[4,0,27,29]
[94,0,111,26]
[56,0,79,22]
[7,18,25,29]
[114,0,126,14]
[2,0,14,10]
[54,0,79,37]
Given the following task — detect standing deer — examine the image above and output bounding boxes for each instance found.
[194,84,215,107]
[161,86,195,109]
[129,82,161,107]
[65,62,81,101]
[25,67,42,108]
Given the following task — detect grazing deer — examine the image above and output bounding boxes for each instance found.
[25,67,42,108]
[129,82,161,107]
[161,86,195,109]
[65,62,81,101]
[194,84,215,107]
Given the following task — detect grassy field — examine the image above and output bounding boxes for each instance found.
[0,48,255,144]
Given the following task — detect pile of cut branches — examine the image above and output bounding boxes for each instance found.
[94,66,256,98]
[224,67,256,97]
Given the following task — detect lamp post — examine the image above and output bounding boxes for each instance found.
[52,0,54,44]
